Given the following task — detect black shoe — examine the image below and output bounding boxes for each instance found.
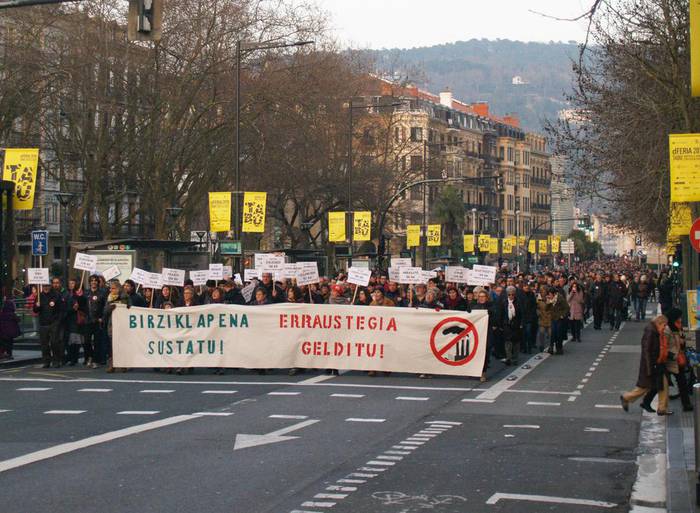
[640,403,655,413]
[620,395,629,412]
[657,410,674,416]
[504,359,511,366]
[683,405,693,412]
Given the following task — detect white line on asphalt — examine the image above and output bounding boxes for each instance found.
[585,373,593,377]
[395,396,429,401]
[504,434,515,438]
[486,492,616,508]
[584,427,610,433]
[461,398,495,403]
[349,472,377,478]
[527,401,561,406]
[0,414,198,473]
[301,502,336,508]
[140,389,175,394]
[267,391,300,396]
[297,374,337,385]
[568,457,633,464]
[405,438,431,442]
[44,410,86,415]
[331,393,364,398]
[192,412,234,416]
[577,385,585,389]
[426,421,462,426]
[503,389,580,396]
[413,433,437,437]
[345,418,385,423]
[328,484,359,490]
[358,466,386,472]
[201,390,237,394]
[0,409,11,413]
[399,441,424,445]
[595,404,621,409]
[17,387,51,391]
[392,446,417,450]
[503,424,540,429]
[589,367,596,372]
[475,351,551,400]
[314,493,348,500]
[568,396,577,402]
[592,363,599,367]
[366,460,395,466]
[290,510,324,513]
[385,450,410,455]
[77,388,112,393]
[269,414,308,419]
[117,410,160,415]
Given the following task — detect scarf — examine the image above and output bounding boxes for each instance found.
[657,330,669,364]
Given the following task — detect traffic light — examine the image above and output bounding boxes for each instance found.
[128,0,162,42]
[672,244,682,268]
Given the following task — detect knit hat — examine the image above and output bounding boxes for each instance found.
[666,307,683,327]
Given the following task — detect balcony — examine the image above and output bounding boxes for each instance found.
[531,202,551,211]
[532,228,551,236]
[531,177,551,187]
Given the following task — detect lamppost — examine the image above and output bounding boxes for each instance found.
[234,39,313,270]
[165,206,183,240]
[515,209,521,273]
[0,180,14,298]
[55,192,75,285]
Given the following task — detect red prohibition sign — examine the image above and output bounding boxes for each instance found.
[429,317,479,366]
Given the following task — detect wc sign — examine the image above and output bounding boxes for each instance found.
[31,230,48,256]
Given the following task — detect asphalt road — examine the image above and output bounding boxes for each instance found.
[0,310,658,513]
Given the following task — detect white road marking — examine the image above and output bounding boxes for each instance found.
[582,378,589,383]
[328,484,359,490]
[17,387,51,391]
[44,410,86,415]
[486,492,616,508]
[331,393,364,398]
[589,367,596,372]
[358,466,386,472]
[301,502,336,508]
[569,457,633,464]
[376,455,403,461]
[0,414,197,473]
[577,385,585,389]
[426,421,461,426]
[527,401,561,406]
[77,388,112,393]
[267,391,300,396]
[585,427,610,433]
[595,404,621,409]
[349,472,376,478]
[396,396,429,401]
[314,493,348,499]
[345,418,385,423]
[412,433,437,437]
[568,396,577,402]
[476,351,551,400]
[298,374,337,385]
[503,424,539,429]
[504,434,515,438]
[140,389,175,394]
[461,398,495,403]
[117,410,160,415]
[192,412,234,416]
[399,441,424,445]
[234,419,320,450]
[504,389,580,396]
[0,409,11,413]
[385,450,410,455]
[269,414,308,419]
[366,460,395,466]
[201,390,237,394]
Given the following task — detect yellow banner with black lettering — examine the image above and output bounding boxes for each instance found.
[502,238,513,254]
[539,240,548,254]
[2,148,39,210]
[669,203,693,237]
[353,211,371,241]
[692,0,700,96]
[328,211,346,242]
[242,191,267,232]
[407,225,420,248]
[528,240,536,253]
[463,234,475,253]
[551,237,560,253]
[208,192,231,233]
[427,225,441,246]
[478,235,491,252]
[488,237,499,254]
[518,235,526,247]
[669,134,700,202]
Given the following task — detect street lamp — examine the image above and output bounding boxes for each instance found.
[165,206,183,240]
[0,180,14,298]
[55,192,75,285]
[234,39,314,270]
[515,209,521,273]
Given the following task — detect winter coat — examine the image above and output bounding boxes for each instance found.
[607,281,625,309]
[443,295,468,311]
[33,290,64,326]
[636,322,661,389]
[536,295,553,328]
[550,290,569,321]
[66,294,88,335]
[0,301,21,340]
[86,288,106,323]
[567,290,585,321]
[520,291,538,324]
[370,297,396,307]
[498,299,522,343]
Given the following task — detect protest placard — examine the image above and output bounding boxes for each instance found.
[244,269,261,282]
[102,265,121,281]
[129,267,149,285]
[208,263,224,281]
[144,272,163,290]
[296,262,319,286]
[468,264,497,287]
[73,252,97,272]
[161,268,186,287]
[27,268,49,285]
[347,267,371,287]
[398,267,422,284]
[445,266,469,283]
[190,270,209,287]
[391,257,412,268]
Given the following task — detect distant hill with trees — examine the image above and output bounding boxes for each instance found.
[367,39,579,132]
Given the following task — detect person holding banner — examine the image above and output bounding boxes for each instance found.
[354,288,371,306]
[499,286,523,366]
[259,273,285,304]
[66,294,88,367]
[34,284,64,368]
[103,280,128,373]
[123,280,147,308]
[471,288,496,383]
[182,286,199,307]
[0,299,20,360]
[84,275,107,367]
[443,288,468,311]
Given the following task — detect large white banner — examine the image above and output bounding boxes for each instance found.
[113,304,488,377]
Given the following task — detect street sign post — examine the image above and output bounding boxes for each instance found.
[31,230,48,256]
[220,241,242,255]
[691,218,700,254]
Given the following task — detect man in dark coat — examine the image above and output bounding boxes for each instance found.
[33,284,64,368]
[498,286,522,366]
[607,274,626,331]
[590,274,607,330]
[620,315,669,414]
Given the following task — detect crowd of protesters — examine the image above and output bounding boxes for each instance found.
[0,258,681,387]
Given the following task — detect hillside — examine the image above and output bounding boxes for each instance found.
[368,39,579,132]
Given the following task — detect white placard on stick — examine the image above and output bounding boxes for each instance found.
[244,269,261,282]
[347,267,371,287]
[102,265,121,282]
[144,272,163,289]
[388,267,400,283]
[391,257,412,268]
[445,266,469,284]
[73,252,97,272]
[234,273,243,285]
[129,267,149,285]
[27,268,50,285]
[398,266,422,284]
[281,263,299,280]
[241,282,257,303]
[420,271,437,284]
[190,270,209,287]
[208,263,224,281]
[162,268,186,287]
[296,262,319,286]
[222,265,233,279]
[257,254,285,273]
[468,264,497,287]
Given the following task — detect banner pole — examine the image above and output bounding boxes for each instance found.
[308,286,312,304]
[79,270,86,291]
[351,284,358,305]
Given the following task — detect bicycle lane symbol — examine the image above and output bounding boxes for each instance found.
[429,317,479,367]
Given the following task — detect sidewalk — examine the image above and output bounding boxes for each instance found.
[0,350,42,369]
[668,402,700,512]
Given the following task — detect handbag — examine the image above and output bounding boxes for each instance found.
[677,350,688,368]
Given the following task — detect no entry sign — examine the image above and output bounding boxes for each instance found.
[691,218,700,253]
[429,317,479,367]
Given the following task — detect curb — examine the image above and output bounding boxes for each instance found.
[630,412,667,512]
[0,357,42,369]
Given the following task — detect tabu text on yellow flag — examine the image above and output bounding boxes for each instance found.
[353,211,371,241]
[463,234,475,253]
[518,235,526,247]
[478,235,491,252]
[538,240,548,254]
[208,192,231,233]
[502,238,513,254]
[528,240,536,253]
[551,236,560,253]
[488,237,499,254]
[407,225,420,248]
[328,211,346,242]
[669,134,700,202]
[2,148,39,210]
[242,192,267,233]
[427,225,441,246]
[668,203,693,237]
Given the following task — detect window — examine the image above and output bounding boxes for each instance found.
[410,127,423,142]
[44,202,58,224]
[507,147,514,162]
[499,146,505,160]
[515,150,520,165]
[410,155,422,170]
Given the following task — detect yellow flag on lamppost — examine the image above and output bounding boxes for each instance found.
[502,238,513,254]
[328,211,346,242]
[551,236,561,253]
[208,192,231,232]
[488,237,499,254]
[2,148,39,210]
[478,235,491,252]
[427,225,441,246]
[463,234,475,253]
[539,239,548,254]
[353,211,371,241]
[528,239,536,253]
[241,191,267,232]
[407,225,420,248]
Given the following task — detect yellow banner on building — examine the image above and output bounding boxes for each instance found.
[488,237,499,254]
[407,225,420,248]
[669,203,693,237]
[242,191,267,232]
[328,211,346,242]
[353,211,371,241]
[502,238,513,254]
[208,192,231,233]
[478,235,491,252]
[427,225,441,246]
[539,240,548,254]
[528,239,536,253]
[518,235,526,247]
[692,0,700,96]
[551,237,560,253]
[669,134,700,202]
[2,148,39,210]
[463,234,475,253]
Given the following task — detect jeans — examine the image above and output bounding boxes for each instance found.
[537,326,551,351]
[635,298,648,321]
[570,319,582,341]
[39,322,62,365]
[522,323,536,353]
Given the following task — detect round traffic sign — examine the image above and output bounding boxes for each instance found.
[691,218,700,254]
[429,317,479,367]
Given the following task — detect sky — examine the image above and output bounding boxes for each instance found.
[311,0,592,49]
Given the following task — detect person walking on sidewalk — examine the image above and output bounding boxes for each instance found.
[620,315,672,416]
[567,282,585,342]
